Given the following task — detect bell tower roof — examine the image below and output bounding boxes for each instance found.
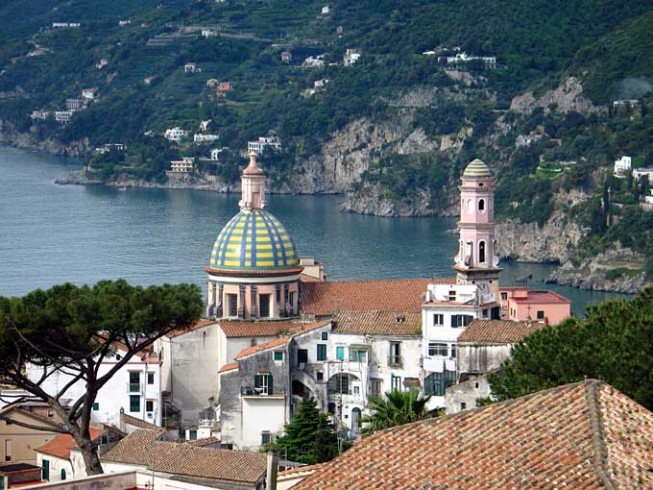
[463,159,491,178]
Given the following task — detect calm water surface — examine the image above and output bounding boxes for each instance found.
[0,146,625,315]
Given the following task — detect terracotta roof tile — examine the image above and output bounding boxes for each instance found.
[293,380,653,489]
[101,429,165,465]
[512,290,571,304]
[333,311,421,336]
[151,443,267,484]
[300,278,453,316]
[35,428,104,459]
[185,437,221,447]
[120,412,159,431]
[217,362,238,374]
[233,320,331,360]
[219,319,312,338]
[457,320,546,343]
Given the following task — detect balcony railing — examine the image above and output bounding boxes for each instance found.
[240,386,284,397]
[126,382,142,393]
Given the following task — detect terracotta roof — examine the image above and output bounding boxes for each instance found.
[185,437,221,447]
[101,429,165,466]
[219,319,305,338]
[333,311,421,336]
[151,443,267,484]
[166,319,216,338]
[511,290,571,304]
[120,412,159,431]
[278,462,327,478]
[217,362,238,374]
[457,320,546,343]
[293,380,653,490]
[35,428,104,459]
[300,278,454,316]
[233,320,331,360]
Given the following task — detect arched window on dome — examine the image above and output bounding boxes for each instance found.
[479,241,486,264]
[478,199,485,212]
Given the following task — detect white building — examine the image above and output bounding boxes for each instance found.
[247,136,281,155]
[164,127,187,142]
[210,148,225,161]
[343,49,360,66]
[194,133,220,143]
[614,156,632,177]
[26,345,163,428]
[81,88,97,100]
[54,111,73,124]
[302,55,325,67]
[633,168,653,182]
[439,52,496,69]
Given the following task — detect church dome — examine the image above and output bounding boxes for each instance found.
[463,159,491,178]
[208,210,300,273]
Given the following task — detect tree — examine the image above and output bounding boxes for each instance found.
[360,390,438,436]
[273,398,339,464]
[489,287,653,410]
[0,280,203,475]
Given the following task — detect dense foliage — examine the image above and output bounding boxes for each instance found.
[489,287,653,410]
[360,390,439,436]
[273,397,339,464]
[0,280,203,475]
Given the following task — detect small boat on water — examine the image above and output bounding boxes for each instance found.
[118,187,127,192]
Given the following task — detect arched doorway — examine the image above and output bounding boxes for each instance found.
[351,407,362,432]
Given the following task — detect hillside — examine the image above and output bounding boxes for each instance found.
[1,0,653,290]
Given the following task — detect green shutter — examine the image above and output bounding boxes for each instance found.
[336,346,344,360]
[43,460,50,481]
[268,374,273,395]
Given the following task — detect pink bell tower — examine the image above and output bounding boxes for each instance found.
[453,159,501,297]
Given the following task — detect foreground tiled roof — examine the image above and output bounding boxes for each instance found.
[301,278,454,316]
[333,311,421,336]
[294,380,653,489]
[35,428,103,459]
[217,361,238,374]
[457,320,546,343]
[101,429,164,466]
[151,443,267,484]
[101,430,266,484]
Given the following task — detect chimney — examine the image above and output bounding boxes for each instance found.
[266,450,279,490]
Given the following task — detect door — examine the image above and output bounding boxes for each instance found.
[42,459,50,481]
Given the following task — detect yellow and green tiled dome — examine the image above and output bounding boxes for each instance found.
[463,159,492,178]
[209,210,300,272]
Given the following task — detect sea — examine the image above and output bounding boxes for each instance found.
[0,145,626,315]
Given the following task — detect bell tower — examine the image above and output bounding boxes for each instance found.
[453,159,501,297]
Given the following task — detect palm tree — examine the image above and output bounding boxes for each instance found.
[360,390,440,436]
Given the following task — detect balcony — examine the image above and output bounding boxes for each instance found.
[240,386,285,398]
[126,382,142,393]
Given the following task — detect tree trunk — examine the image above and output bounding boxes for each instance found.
[78,437,104,476]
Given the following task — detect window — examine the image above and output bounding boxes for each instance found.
[479,241,486,263]
[129,395,140,413]
[424,371,457,396]
[328,374,354,395]
[317,344,327,361]
[482,308,489,318]
[261,432,272,445]
[274,351,283,361]
[448,290,456,301]
[336,346,345,360]
[147,372,155,385]
[433,314,444,326]
[451,314,473,328]
[428,343,448,357]
[349,349,367,363]
[451,344,457,359]
[478,199,485,212]
[288,292,296,312]
[353,385,360,395]
[461,402,467,411]
[389,342,401,365]
[129,371,140,392]
[501,292,508,300]
[321,331,329,341]
[42,459,50,480]
[254,374,273,395]
[391,375,402,392]
[259,294,271,317]
[146,400,154,412]
[47,410,54,418]
[370,379,382,397]
[5,439,12,462]
[61,469,66,481]
[189,429,197,440]
[227,293,238,317]
[92,402,99,411]
[297,349,308,364]
[537,310,545,320]
[317,371,324,382]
